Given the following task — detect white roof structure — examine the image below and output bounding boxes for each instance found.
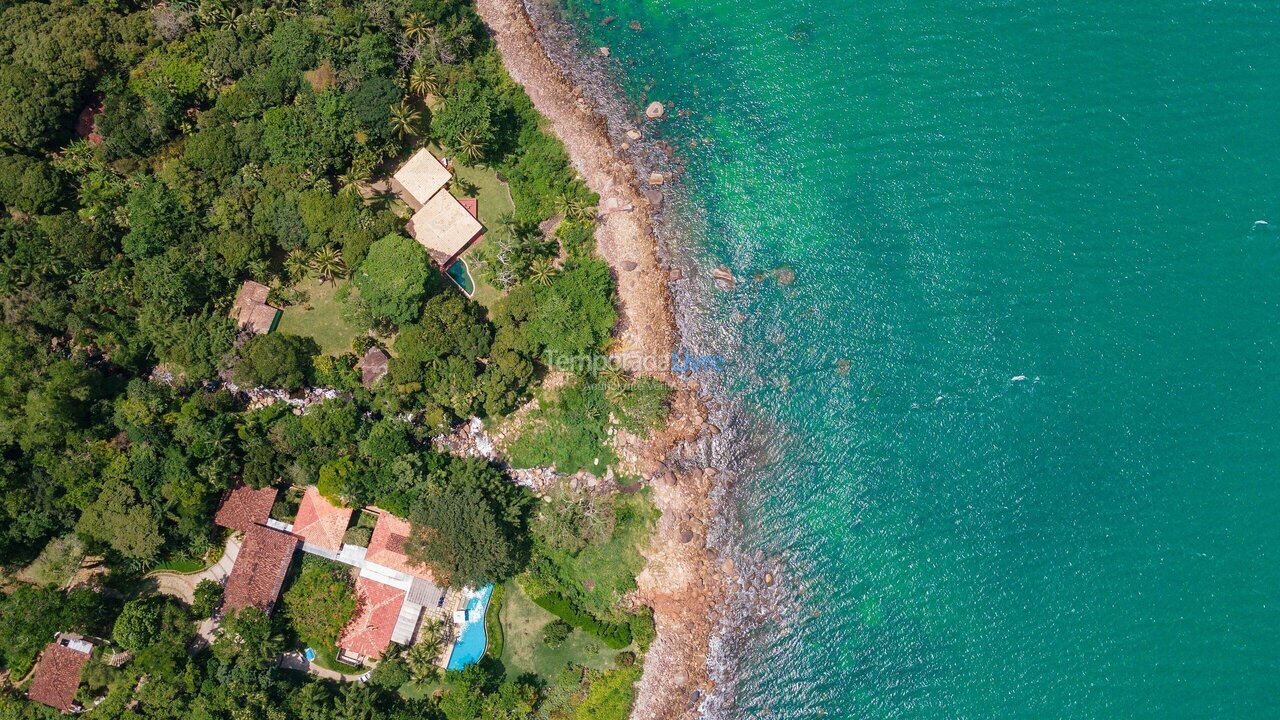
[408,190,484,265]
[391,149,451,210]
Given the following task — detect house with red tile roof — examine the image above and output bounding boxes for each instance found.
[291,486,353,552]
[364,511,438,582]
[27,636,93,713]
[214,484,277,533]
[338,577,408,661]
[222,524,297,613]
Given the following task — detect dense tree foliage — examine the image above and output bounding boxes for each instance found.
[281,556,358,650]
[352,234,439,327]
[0,0,658,715]
[407,458,532,588]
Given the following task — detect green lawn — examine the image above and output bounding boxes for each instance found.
[275,279,362,356]
[498,581,628,683]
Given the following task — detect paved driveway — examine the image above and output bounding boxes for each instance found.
[148,535,241,603]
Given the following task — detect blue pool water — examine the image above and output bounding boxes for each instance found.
[445,584,493,670]
[446,258,474,296]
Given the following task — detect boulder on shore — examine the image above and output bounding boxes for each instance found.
[646,101,666,119]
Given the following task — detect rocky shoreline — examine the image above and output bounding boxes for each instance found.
[470,0,724,717]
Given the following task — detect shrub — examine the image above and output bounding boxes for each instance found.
[342,525,372,547]
[192,580,223,619]
[613,651,636,668]
[629,608,656,653]
[524,589,631,649]
[234,332,318,390]
[542,619,572,647]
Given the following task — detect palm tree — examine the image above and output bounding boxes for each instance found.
[555,194,595,222]
[529,258,556,287]
[389,101,421,139]
[453,131,484,163]
[311,246,346,284]
[402,12,433,44]
[408,62,439,98]
[337,167,369,194]
[403,618,448,682]
[284,249,311,282]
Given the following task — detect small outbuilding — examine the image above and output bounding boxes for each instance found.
[359,347,390,388]
[229,281,281,335]
[27,635,93,713]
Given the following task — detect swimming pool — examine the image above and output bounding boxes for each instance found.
[445,258,474,296]
[445,584,493,670]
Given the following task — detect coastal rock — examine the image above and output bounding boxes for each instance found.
[643,189,664,208]
[669,267,683,281]
[622,260,639,272]
[649,171,665,185]
[646,101,666,119]
[711,265,736,286]
[627,129,642,140]
[707,424,721,435]
[601,196,634,213]
[599,46,610,56]
[721,558,736,575]
[764,572,774,586]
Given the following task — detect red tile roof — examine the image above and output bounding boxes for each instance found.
[292,486,352,552]
[27,643,90,712]
[365,512,436,582]
[338,577,406,659]
[223,524,297,613]
[214,484,277,533]
[458,197,478,218]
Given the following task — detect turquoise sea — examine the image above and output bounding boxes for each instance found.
[559,1,1280,717]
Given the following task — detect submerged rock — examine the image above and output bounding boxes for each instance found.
[629,20,643,31]
[776,265,796,285]
[711,265,736,286]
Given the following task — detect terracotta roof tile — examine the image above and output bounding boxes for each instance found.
[365,512,436,582]
[223,524,297,613]
[338,577,406,659]
[214,484,277,533]
[292,486,353,552]
[27,642,90,712]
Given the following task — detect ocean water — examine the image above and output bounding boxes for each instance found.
[557,1,1280,717]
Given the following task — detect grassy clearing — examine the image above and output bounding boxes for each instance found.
[18,535,85,586]
[498,580,626,683]
[276,279,361,356]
